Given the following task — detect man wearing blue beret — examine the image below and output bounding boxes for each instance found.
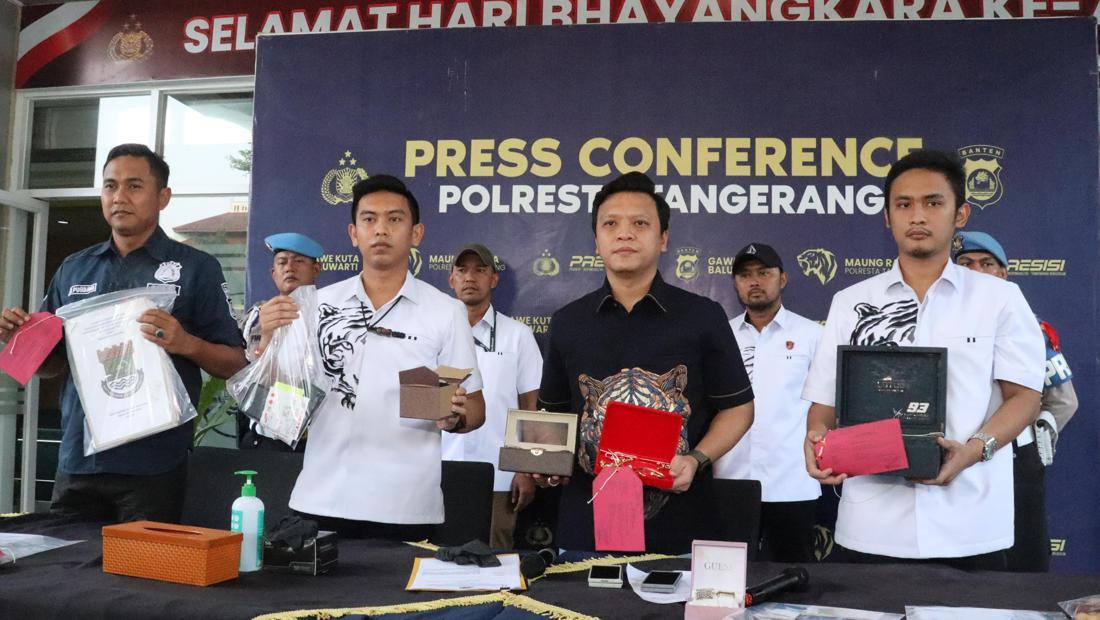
[238,232,324,451]
[954,230,1077,572]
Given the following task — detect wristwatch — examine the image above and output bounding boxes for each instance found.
[970,432,997,462]
[687,449,711,472]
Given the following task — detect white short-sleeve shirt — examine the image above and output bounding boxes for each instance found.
[802,260,1044,559]
[714,306,823,503]
[442,305,543,492]
[289,272,483,524]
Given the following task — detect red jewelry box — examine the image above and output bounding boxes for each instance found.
[596,401,683,490]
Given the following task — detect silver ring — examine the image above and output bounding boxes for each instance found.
[155,329,165,339]
[547,479,560,487]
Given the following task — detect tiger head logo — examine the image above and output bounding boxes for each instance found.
[797,249,838,285]
[577,366,691,519]
[849,300,918,346]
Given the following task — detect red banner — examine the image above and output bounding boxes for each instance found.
[18,0,1099,88]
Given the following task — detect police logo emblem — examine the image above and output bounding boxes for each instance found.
[321,150,370,205]
[675,247,701,282]
[958,145,1005,210]
[532,250,560,277]
[408,248,423,276]
[155,261,182,284]
[108,15,154,62]
[97,341,144,399]
[796,249,838,285]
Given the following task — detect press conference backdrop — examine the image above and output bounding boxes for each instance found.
[249,20,1100,572]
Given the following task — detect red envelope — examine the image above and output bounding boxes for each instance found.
[596,401,683,490]
[0,312,63,386]
[815,418,909,477]
[592,465,645,552]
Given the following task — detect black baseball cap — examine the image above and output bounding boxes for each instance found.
[732,242,784,273]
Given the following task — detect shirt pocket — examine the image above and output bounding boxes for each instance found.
[944,335,995,382]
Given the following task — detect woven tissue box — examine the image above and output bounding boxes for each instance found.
[102,520,242,586]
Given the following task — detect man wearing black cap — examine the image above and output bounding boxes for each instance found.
[954,230,1078,572]
[713,243,823,562]
[537,171,754,554]
[240,232,324,451]
[445,243,542,549]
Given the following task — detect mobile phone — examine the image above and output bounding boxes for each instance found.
[587,564,623,588]
[640,570,682,593]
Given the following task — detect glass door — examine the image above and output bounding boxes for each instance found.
[0,189,49,513]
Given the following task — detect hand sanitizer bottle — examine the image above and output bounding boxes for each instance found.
[231,469,264,572]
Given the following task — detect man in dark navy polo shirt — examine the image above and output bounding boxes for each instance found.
[536,172,755,554]
[0,143,246,523]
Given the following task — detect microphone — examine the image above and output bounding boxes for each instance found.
[519,547,558,580]
[744,567,809,606]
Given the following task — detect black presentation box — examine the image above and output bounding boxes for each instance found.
[836,345,947,479]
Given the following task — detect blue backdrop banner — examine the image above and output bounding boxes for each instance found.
[249,19,1099,571]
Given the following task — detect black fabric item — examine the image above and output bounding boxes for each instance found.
[3,513,1099,619]
[435,539,502,567]
[759,499,818,563]
[435,460,494,546]
[293,511,435,541]
[843,547,1008,571]
[266,516,318,551]
[712,478,762,560]
[50,458,187,523]
[179,446,303,529]
[1006,441,1050,572]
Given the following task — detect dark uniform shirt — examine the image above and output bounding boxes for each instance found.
[41,227,242,475]
[538,272,753,553]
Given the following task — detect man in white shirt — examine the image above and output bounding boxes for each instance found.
[714,242,822,562]
[262,175,486,540]
[802,150,1044,569]
[444,243,543,549]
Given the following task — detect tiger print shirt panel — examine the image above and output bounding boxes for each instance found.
[802,260,1045,408]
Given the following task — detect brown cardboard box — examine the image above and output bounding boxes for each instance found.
[102,521,242,586]
[399,366,472,420]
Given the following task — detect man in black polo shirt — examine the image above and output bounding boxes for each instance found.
[0,144,246,523]
[537,172,755,553]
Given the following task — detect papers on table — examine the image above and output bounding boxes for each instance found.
[746,603,903,619]
[406,554,526,591]
[0,532,82,561]
[904,607,1064,620]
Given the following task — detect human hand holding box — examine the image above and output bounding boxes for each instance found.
[815,418,909,477]
[596,401,683,490]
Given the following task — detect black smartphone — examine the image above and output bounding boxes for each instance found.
[587,564,623,588]
[640,570,682,593]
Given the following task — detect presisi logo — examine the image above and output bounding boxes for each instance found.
[321,149,369,205]
[797,249,838,285]
[533,250,560,277]
[1050,538,1067,556]
[958,145,1005,210]
[675,247,701,282]
[1008,258,1066,277]
[408,247,423,276]
[568,255,604,272]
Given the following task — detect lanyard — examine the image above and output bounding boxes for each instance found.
[360,296,407,339]
[473,308,496,353]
